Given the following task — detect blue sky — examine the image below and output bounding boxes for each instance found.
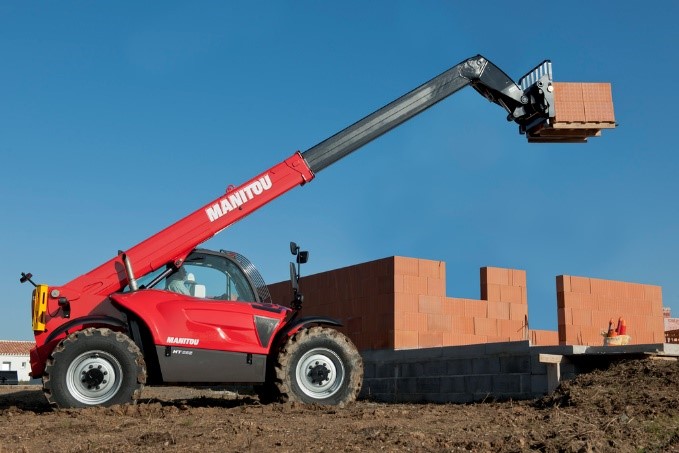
[2,2,678,341]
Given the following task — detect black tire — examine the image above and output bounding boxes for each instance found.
[275,326,363,406]
[43,328,147,408]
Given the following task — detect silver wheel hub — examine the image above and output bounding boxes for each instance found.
[295,348,345,399]
[66,350,122,405]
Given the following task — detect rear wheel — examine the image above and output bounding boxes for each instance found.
[43,328,146,408]
[275,327,362,406]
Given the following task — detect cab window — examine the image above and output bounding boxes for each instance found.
[166,253,257,301]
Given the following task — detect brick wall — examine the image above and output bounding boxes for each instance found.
[557,275,664,345]
[269,258,548,350]
[268,256,397,350]
[268,257,664,351]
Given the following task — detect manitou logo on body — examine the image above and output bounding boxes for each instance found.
[206,174,273,222]
[166,336,200,346]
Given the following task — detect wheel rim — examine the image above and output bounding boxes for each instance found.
[66,350,122,405]
[295,347,345,400]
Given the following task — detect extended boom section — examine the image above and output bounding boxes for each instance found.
[302,55,549,173]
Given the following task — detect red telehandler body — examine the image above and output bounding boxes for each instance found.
[22,55,560,408]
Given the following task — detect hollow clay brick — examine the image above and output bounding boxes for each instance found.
[499,319,524,338]
[450,316,475,335]
[427,277,446,296]
[377,275,395,296]
[474,317,498,337]
[558,327,567,343]
[443,333,480,346]
[644,285,662,301]
[419,259,445,279]
[394,293,418,313]
[487,301,511,320]
[553,82,585,122]
[627,283,646,300]
[464,299,488,318]
[428,313,452,332]
[582,83,615,123]
[557,291,566,309]
[481,267,511,286]
[402,275,428,294]
[347,317,363,334]
[418,295,442,314]
[579,326,605,345]
[509,303,527,322]
[571,309,593,327]
[561,328,585,346]
[443,298,465,316]
[530,329,559,346]
[416,312,429,332]
[419,332,443,348]
[481,283,501,301]
[591,311,613,330]
[500,285,523,304]
[371,333,391,350]
[394,256,419,276]
[561,292,581,309]
[589,278,613,298]
[394,330,419,349]
[557,275,571,293]
[394,312,414,331]
[570,276,591,294]
[512,269,527,287]
[557,307,571,326]
[377,294,396,314]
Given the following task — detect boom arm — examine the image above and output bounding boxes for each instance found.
[302,55,546,173]
[36,55,552,307]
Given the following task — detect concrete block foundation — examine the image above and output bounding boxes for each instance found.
[360,341,679,403]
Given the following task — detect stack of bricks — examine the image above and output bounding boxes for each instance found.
[527,82,616,143]
[557,275,665,345]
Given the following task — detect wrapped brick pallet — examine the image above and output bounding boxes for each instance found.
[528,82,616,143]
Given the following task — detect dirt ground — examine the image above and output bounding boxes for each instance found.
[1,359,679,452]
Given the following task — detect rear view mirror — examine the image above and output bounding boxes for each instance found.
[297,251,309,264]
[290,242,298,255]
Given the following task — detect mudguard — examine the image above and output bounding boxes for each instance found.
[271,315,342,349]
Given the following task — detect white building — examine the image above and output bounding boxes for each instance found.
[0,341,35,382]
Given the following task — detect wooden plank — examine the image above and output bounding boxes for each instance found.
[539,353,566,364]
[648,356,678,362]
[551,122,616,130]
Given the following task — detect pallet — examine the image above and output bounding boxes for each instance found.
[527,82,616,143]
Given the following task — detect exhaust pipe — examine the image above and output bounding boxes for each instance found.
[118,251,139,291]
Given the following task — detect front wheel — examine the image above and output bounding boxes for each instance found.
[43,328,147,408]
[275,327,363,406]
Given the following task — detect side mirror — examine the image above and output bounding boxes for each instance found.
[297,250,309,264]
[290,241,299,255]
